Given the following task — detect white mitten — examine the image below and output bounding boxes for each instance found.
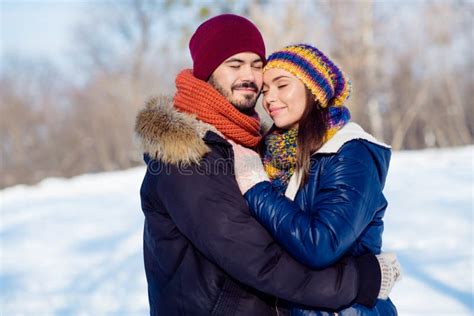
[230,141,269,194]
[376,252,402,300]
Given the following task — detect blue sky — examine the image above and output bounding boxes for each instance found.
[1,0,88,64]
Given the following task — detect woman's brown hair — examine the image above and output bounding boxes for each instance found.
[296,88,329,186]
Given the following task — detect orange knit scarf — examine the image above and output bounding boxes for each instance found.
[174,69,261,148]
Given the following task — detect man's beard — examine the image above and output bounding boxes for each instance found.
[208,76,259,115]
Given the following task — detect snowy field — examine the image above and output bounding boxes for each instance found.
[1,146,472,315]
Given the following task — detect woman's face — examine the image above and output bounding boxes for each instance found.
[262,68,307,129]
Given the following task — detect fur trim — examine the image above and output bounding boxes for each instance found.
[135,96,217,165]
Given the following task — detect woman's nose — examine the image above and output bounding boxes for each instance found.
[264,89,277,104]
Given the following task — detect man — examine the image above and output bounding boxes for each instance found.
[135,14,400,316]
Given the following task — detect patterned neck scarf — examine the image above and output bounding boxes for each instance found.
[263,128,298,194]
[263,106,351,193]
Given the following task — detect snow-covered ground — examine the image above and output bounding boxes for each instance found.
[1,146,472,315]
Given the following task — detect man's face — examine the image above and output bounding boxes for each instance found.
[208,52,263,114]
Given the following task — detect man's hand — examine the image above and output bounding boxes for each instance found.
[376,252,402,299]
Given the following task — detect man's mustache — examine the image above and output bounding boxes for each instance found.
[232,81,259,92]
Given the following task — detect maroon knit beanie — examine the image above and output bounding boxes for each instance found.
[189,14,266,81]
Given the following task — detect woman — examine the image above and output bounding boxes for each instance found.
[232,44,399,315]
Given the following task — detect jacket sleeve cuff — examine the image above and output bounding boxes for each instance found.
[243,181,270,200]
[353,254,381,307]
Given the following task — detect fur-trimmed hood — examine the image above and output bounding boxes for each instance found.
[135,96,219,165]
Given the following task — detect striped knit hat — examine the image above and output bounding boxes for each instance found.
[264,44,351,108]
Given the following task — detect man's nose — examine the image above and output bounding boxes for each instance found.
[239,65,257,82]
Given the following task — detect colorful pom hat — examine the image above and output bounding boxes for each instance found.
[264,44,351,108]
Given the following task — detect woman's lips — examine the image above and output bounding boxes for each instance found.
[269,107,286,117]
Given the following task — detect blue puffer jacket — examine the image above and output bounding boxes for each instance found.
[245,123,397,316]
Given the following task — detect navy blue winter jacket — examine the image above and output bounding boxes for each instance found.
[135,101,383,316]
[245,123,397,316]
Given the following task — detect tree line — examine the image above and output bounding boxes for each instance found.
[1,0,472,188]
